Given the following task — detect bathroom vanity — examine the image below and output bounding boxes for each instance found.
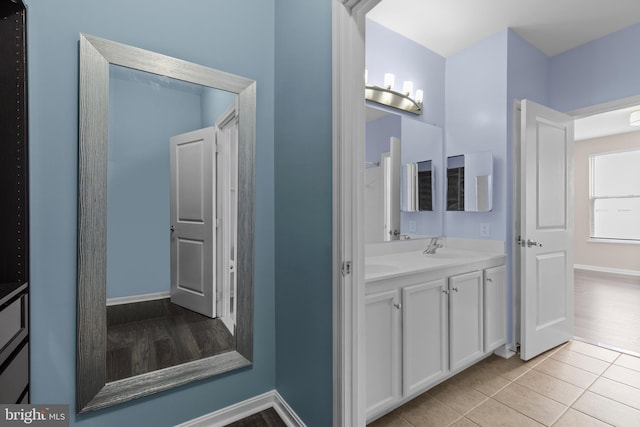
[365,239,506,421]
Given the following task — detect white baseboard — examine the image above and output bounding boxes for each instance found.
[573,336,640,358]
[106,291,170,306]
[574,264,640,278]
[176,390,306,427]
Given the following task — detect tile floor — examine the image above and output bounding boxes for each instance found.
[368,340,640,427]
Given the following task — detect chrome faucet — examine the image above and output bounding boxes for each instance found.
[423,237,443,254]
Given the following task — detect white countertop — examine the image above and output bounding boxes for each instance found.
[365,238,505,282]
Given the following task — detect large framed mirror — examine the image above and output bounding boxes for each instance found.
[364,106,443,243]
[76,34,255,413]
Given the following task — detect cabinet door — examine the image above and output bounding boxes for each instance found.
[365,289,401,417]
[449,271,483,371]
[484,265,507,352]
[402,279,448,396]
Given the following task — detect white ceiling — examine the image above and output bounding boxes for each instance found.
[575,105,640,141]
[368,0,640,58]
[368,0,640,141]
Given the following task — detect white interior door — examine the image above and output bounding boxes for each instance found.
[215,104,239,334]
[170,127,216,318]
[519,99,574,360]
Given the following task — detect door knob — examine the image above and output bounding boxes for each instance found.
[526,239,542,248]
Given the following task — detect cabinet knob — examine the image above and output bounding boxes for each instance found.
[486,277,493,282]
[393,302,402,310]
[451,287,459,292]
[442,289,449,295]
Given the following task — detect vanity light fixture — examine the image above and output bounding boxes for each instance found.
[365,71,423,115]
[630,110,640,126]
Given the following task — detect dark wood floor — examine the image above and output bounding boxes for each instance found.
[574,269,640,355]
[225,408,287,427]
[106,298,234,382]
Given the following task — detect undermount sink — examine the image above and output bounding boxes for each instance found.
[365,264,400,275]
[422,250,459,259]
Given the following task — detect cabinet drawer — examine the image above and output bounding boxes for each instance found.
[0,343,29,403]
[0,294,27,352]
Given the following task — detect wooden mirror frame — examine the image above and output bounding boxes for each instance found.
[76,34,255,413]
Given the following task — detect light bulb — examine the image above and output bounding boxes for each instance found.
[384,73,395,90]
[415,89,424,104]
[402,81,414,97]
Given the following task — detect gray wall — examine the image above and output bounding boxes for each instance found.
[274,0,334,425]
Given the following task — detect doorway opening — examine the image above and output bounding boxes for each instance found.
[571,105,640,355]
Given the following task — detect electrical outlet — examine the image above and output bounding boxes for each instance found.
[480,223,490,237]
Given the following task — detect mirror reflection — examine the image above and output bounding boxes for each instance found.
[365,106,443,243]
[446,151,493,212]
[105,65,239,381]
[402,160,433,212]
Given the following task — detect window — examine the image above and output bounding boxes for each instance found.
[590,149,640,241]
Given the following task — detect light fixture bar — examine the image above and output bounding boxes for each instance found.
[365,84,423,115]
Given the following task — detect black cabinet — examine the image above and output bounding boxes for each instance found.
[0,0,29,404]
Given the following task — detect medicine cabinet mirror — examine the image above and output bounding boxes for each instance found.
[446,151,493,212]
[77,34,256,413]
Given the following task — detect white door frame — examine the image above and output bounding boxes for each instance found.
[216,103,239,334]
[332,0,381,426]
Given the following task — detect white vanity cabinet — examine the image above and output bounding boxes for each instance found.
[365,289,401,415]
[402,279,448,396]
[448,271,483,371]
[483,265,507,352]
[365,246,506,421]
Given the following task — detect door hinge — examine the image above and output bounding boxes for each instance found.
[341,261,352,276]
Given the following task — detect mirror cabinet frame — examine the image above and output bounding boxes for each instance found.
[76,34,256,413]
[446,151,493,212]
